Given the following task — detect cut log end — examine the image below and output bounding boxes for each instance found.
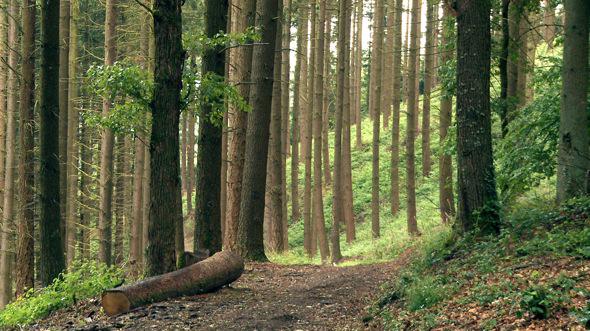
[102,291,131,316]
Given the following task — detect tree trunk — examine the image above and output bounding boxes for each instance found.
[342,0,356,243]
[456,0,500,235]
[98,0,117,266]
[281,0,291,251]
[59,0,70,248]
[236,0,279,261]
[371,0,385,239]
[303,0,316,257]
[102,251,244,316]
[291,1,309,226]
[66,0,80,265]
[0,0,7,219]
[354,0,363,149]
[194,0,228,258]
[421,0,436,177]
[321,5,332,188]
[313,0,330,262]
[439,4,455,223]
[147,0,184,276]
[406,0,420,236]
[0,0,17,306]
[543,0,555,48]
[390,0,403,217]
[382,0,395,129]
[16,0,36,297]
[225,0,255,252]
[40,0,66,286]
[114,138,125,265]
[557,0,589,202]
[78,113,93,261]
[265,0,285,253]
[333,0,351,262]
[500,0,510,138]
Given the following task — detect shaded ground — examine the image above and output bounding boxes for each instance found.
[34,250,413,331]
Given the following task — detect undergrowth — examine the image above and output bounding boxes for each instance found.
[375,196,590,330]
[0,262,124,328]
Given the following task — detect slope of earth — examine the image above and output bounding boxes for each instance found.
[33,250,413,331]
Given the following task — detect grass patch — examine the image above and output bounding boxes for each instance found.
[0,262,124,328]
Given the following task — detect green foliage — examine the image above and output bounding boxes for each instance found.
[184,26,261,54]
[0,262,124,328]
[518,283,569,319]
[197,72,251,126]
[86,62,153,135]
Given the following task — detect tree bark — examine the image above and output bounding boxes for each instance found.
[543,0,555,48]
[236,0,279,261]
[40,0,66,286]
[59,0,70,247]
[557,0,589,202]
[16,0,36,297]
[0,0,17,306]
[0,0,7,218]
[382,0,395,129]
[304,0,317,257]
[321,4,332,188]
[421,0,436,177]
[354,0,363,149]
[280,0,291,251]
[312,0,330,261]
[371,0,385,239]
[390,0,403,217]
[342,0,356,243]
[147,0,184,276]
[194,0,228,257]
[265,0,284,253]
[439,4,455,223]
[291,1,309,226]
[406,0,420,236]
[98,0,117,266]
[66,0,80,266]
[102,251,244,316]
[332,0,351,262]
[225,0,255,252]
[456,0,500,235]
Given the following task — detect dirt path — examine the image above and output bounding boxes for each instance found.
[35,251,412,331]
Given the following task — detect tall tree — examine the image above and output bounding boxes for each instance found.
[98,0,117,266]
[557,0,589,202]
[0,0,17,306]
[439,3,455,223]
[455,0,500,234]
[353,0,363,148]
[421,0,436,177]
[303,0,317,257]
[543,0,555,48]
[59,0,70,242]
[371,0,386,239]
[16,0,36,297]
[312,0,330,261]
[225,0,255,251]
[66,0,80,265]
[291,0,309,226]
[146,0,184,276]
[321,3,332,188]
[280,0,291,251]
[266,0,285,253]
[194,0,227,256]
[406,0,420,235]
[0,0,6,221]
[332,0,352,262]
[390,0,403,217]
[236,0,279,261]
[382,0,395,129]
[40,0,66,286]
[342,0,355,244]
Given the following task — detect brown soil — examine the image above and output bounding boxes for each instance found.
[33,250,413,331]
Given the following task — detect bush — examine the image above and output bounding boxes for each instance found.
[0,262,124,328]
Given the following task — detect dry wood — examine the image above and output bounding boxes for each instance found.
[102,251,244,316]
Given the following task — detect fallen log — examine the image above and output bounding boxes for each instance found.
[101,251,244,316]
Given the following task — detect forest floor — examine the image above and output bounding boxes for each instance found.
[33,249,414,331]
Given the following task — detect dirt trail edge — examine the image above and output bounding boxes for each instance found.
[35,250,413,331]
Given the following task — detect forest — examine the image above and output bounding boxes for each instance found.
[0,0,588,329]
